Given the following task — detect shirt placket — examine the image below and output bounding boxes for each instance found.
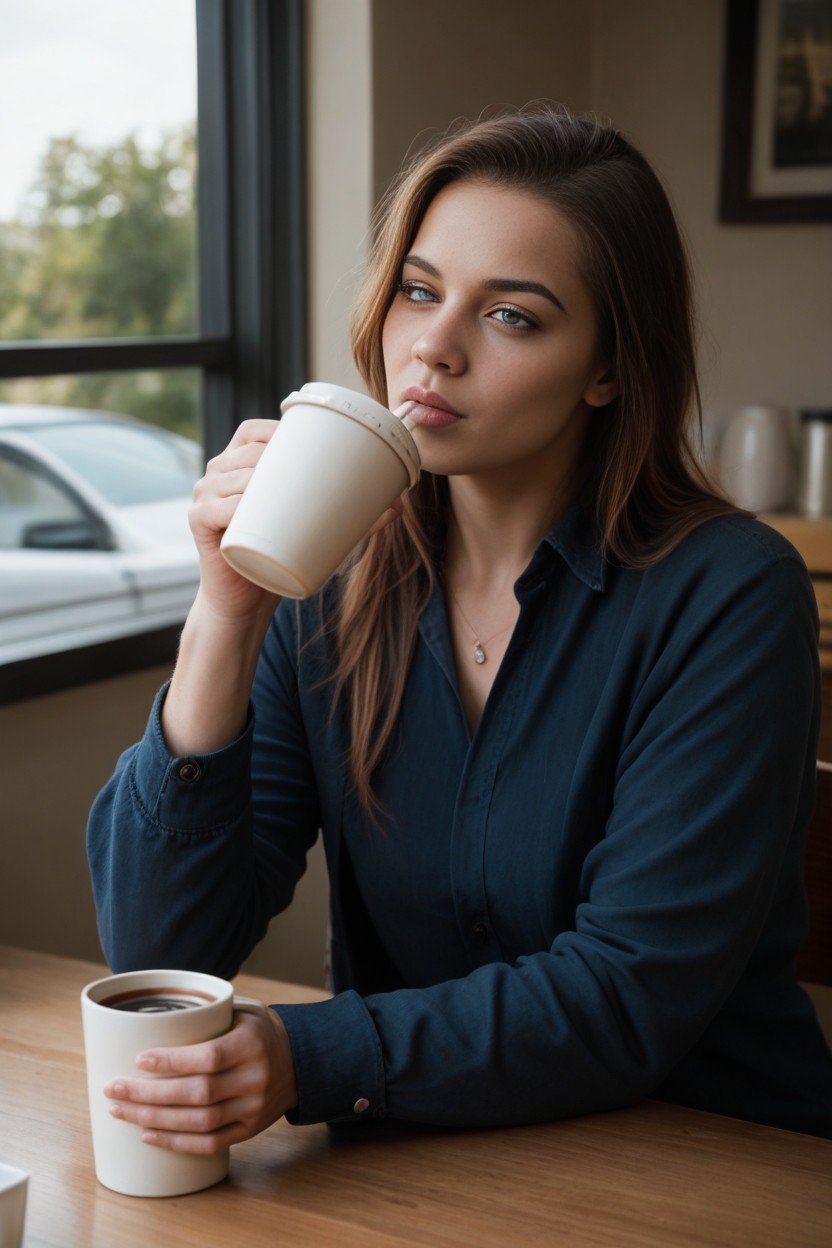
[419,567,548,967]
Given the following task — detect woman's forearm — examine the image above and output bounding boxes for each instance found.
[162,587,281,756]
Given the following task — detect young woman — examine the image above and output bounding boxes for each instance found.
[88,104,832,1153]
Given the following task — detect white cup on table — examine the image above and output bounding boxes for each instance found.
[81,969,262,1198]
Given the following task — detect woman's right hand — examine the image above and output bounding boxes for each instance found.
[188,419,282,623]
[188,416,408,625]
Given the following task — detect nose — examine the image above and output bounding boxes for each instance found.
[412,304,467,375]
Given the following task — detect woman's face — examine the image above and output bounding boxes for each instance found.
[381,179,616,480]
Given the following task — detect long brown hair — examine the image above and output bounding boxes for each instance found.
[322,102,750,828]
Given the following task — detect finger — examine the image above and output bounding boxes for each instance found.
[225,419,280,451]
[140,1120,251,1156]
[135,1017,257,1078]
[204,467,257,500]
[109,1095,259,1135]
[205,441,267,476]
[104,1069,239,1107]
[189,495,243,537]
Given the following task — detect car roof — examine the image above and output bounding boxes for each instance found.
[0,404,135,429]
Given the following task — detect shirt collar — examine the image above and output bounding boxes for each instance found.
[540,493,608,593]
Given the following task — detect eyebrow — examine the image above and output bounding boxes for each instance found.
[401,253,567,314]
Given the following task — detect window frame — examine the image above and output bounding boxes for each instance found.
[0,0,308,705]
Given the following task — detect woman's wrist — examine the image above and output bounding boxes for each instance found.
[267,1008,299,1113]
[161,588,280,756]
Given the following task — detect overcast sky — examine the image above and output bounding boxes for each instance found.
[0,0,197,221]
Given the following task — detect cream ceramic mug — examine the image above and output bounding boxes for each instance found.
[220,381,420,597]
[81,969,262,1198]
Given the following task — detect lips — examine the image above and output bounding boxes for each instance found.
[405,404,461,429]
[402,386,463,417]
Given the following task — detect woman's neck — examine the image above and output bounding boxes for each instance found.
[442,465,577,594]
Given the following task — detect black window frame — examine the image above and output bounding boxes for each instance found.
[0,0,308,706]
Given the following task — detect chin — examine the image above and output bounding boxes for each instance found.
[413,450,471,478]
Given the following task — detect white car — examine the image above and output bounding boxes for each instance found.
[0,405,203,665]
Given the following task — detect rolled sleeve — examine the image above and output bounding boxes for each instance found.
[132,681,255,835]
[271,993,386,1125]
[87,600,322,978]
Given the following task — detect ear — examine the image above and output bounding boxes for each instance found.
[583,365,618,408]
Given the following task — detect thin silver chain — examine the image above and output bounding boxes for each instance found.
[444,581,514,665]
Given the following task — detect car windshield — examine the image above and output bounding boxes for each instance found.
[21,421,202,506]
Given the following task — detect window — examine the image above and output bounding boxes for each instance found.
[21,418,202,506]
[0,0,307,703]
[0,1,199,346]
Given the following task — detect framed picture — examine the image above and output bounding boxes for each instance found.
[720,0,832,222]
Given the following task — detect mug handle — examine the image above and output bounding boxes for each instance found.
[232,993,266,1016]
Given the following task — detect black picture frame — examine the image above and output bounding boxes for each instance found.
[720,0,832,223]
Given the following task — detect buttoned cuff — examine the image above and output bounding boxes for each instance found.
[131,680,255,834]
[270,992,386,1126]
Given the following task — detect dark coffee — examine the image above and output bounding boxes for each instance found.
[101,986,217,1014]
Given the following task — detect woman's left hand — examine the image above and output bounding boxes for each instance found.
[103,1005,298,1154]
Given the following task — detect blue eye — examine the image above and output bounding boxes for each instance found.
[493,308,527,329]
[398,282,433,303]
[394,281,537,332]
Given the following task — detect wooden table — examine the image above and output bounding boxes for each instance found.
[1,947,831,1247]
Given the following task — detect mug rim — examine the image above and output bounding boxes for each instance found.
[81,968,232,1012]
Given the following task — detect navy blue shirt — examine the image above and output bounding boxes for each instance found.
[87,496,832,1137]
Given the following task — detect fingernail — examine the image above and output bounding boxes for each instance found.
[109,1104,124,1119]
[136,1055,158,1071]
[142,1132,159,1145]
[105,1081,127,1098]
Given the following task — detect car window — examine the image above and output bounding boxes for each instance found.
[21,422,202,506]
[0,454,89,550]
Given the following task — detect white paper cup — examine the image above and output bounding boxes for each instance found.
[81,969,262,1198]
[0,1165,28,1248]
[220,381,421,597]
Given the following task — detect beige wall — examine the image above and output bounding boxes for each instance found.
[591,0,832,436]
[306,0,373,389]
[0,663,331,989]
[0,666,170,964]
[3,1,828,986]
[371,0,592,199]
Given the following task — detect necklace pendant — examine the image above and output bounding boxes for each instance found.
[473,641,486,665]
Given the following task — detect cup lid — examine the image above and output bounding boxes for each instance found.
[280,382,421,487]
[800,408,832,423]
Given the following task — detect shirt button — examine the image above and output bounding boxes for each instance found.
[471,920,488,944]
[177,761,202,783]
[353,1097,370,1114]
